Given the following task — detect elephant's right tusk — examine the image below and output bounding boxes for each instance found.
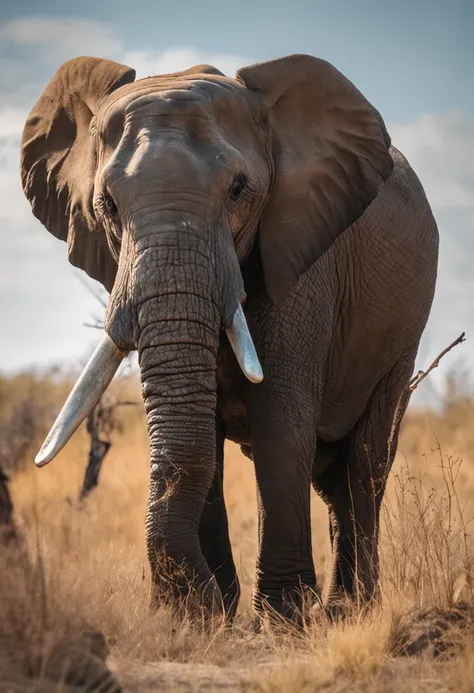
[35,334,127,467]
[226,304,264,384]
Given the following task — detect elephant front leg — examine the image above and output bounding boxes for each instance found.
[198,419,240,621]
[251,395,318,624]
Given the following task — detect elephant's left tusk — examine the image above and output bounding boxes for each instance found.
[226,305,264,384]
[35,334,127,467]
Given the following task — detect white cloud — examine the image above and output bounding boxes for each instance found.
[0,17,122,63]
[0,106,26,137]
[390,112,474,209]
[389,112,474,400]
[122,48,251,80]
[0,133,30,227]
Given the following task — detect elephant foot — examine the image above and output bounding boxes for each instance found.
[322,587,381,623]
[220,590,240,625]
[252,586,323,632]
[149,569,225,628]
[205,561,240,624]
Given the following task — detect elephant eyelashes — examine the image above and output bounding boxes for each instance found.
[229,174,248,204]
[95,192,119,220]
[104,194,118,219]
[94,192,122,262]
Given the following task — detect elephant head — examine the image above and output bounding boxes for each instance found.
[21,54,392,611]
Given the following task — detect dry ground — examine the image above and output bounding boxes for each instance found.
[1,371,474,692]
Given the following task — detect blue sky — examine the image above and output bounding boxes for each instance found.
[0,0,473,400]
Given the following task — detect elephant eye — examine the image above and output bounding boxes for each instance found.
[104,193,118,218]
[229,174,247,202]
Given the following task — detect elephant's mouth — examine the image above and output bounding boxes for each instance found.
[34,304,263,467]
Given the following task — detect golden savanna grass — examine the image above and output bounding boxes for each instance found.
[1,369,474,691]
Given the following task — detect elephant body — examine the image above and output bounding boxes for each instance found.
[212,146,437,614]
[220,147,437,445]
[20,54,438,622]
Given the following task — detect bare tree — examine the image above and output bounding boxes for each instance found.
[77,274,139,500]
[0,466,18,546]
[79,396,138,501]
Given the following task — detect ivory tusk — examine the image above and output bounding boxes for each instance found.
[35,334,127,467]
[225,305,264,384]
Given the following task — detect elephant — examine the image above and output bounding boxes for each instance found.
[20,53,438,623]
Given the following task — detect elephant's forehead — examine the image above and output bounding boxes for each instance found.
[100,74,247,128]
[97,75,258,152]
[124,87,215,121]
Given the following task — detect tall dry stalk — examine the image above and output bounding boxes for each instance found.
[381,445,473,608]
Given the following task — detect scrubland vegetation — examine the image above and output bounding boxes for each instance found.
[0,366,473,691]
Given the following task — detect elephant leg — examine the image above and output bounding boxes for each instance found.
[198,419,240,621]
[315,446,383,611]
[251,401,318,622]
[326,468,382,610]
[312,436,345,553]
[314,351,416,611]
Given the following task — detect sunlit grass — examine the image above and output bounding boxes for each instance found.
[1,369,473,690]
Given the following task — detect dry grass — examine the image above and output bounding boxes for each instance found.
[1,370,474,691]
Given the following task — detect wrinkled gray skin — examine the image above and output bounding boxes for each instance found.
[20,54,438,622]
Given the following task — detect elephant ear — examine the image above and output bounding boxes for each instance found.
[236,54,393,306]
[21,57,136,292]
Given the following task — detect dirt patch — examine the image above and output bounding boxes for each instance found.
[120,661,249,692]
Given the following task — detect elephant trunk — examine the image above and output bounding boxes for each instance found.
[126,218,257,612]
[138,297,221,611]
[128,221,236,612]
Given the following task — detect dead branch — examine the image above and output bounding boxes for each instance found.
[408,332,466,392]
[83,319,105,330]
[0,466,20,546]
[79,397,139,501]
[386,332,466,471]
[78,273,106,329]
[75,273,107,308]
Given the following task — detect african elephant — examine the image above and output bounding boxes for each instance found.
[20,54,438,622]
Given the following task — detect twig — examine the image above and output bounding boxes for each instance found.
[408,332,466,392]
[386,332,466,473]
[75,273,108,308]
[83,320,105,330]
[111,401,140,408]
